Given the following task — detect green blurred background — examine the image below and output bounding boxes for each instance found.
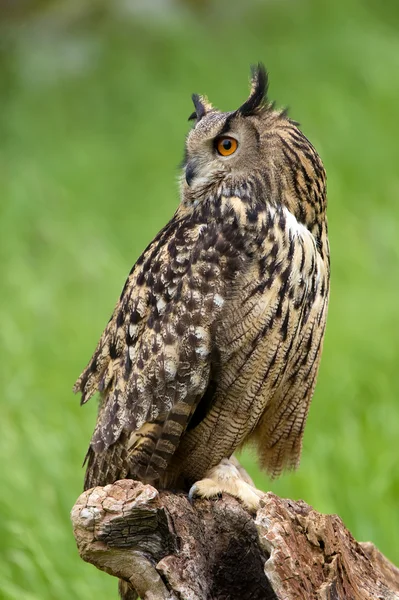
[1,0,398,598]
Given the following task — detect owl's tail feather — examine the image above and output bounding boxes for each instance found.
[83,434,130,491]
[125,420,164,481]
[84,400,197,493]
[139,400,196,486]
[250,389,310,479]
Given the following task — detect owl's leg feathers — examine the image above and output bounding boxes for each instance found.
[228,455,256,486]
[188,457,264,512]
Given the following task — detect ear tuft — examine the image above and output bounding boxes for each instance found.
[189,94,213,122]
[238,63,269,116]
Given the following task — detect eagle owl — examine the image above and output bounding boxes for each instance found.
[75,64,329,513]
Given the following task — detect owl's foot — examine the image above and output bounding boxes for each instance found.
[188,457,264,512]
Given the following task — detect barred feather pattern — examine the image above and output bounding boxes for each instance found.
[75,66,330,493]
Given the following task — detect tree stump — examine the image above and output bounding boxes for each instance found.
[71,479,399,600]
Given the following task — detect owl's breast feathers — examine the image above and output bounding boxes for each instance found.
[75,194,329,489]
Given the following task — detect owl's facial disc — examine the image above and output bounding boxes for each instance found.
[183,111,260,191]
[183,63,269,192]
[185,124,241,187]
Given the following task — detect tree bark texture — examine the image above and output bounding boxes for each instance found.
[71,479,399,600]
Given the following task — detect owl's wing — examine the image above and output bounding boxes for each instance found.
[212,207,330,477]
[74,209,246,488]
[255,272,329,477]
[163,204,329,485]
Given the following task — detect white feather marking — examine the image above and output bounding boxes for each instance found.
[176,254,187,264]
[136,297,147,316]
[157,298,166,313]
[194,326,207,341]
[136,377,145,394]
[190,372,201,388]
[213,293,224,308]
[283,207,308,238]
[197,224,207,235]
[164,359,177,381]
[195,345,209,358]
[192,290,201,303]
[129,324,138,338]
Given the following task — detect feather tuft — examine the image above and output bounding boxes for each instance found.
[189,93,213,122]
[238,63,269,116]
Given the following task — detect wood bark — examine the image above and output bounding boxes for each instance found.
[71,479,399,600]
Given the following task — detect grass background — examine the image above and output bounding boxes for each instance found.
[1,0,398,598]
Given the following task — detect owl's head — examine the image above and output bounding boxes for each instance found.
[181,64,326,230]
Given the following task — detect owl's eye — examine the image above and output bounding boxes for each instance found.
[215,136,238,157]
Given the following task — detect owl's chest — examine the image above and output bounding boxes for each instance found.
[214,210,327,363]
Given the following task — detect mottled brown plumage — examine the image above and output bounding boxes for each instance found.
[75,64,329,508]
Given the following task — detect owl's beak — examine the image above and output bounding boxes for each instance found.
[185,160,197,186]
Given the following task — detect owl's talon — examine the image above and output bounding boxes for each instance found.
[188,484,197,504]
[189,479,223,503]
[187,458,264,513]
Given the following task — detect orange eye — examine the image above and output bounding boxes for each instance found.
[216,136,238,157]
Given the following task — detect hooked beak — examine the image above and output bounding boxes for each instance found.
[185,160,197,186]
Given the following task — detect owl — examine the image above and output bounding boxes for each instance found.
[75,64,329,513]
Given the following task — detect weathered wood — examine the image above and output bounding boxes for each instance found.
[71,479,399,600]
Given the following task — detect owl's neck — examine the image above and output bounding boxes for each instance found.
[177,175,329,266]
